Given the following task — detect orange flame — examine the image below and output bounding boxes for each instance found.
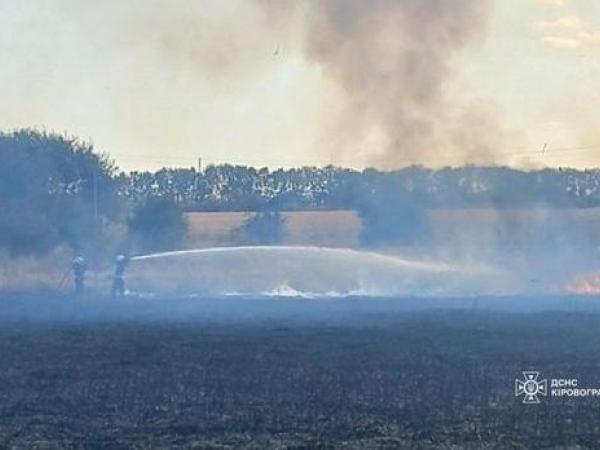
[565,271,600,295]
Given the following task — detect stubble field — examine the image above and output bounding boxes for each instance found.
[0,296,599,448]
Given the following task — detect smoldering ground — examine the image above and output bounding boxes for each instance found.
[3,298,600,448]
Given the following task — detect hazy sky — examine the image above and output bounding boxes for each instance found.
[1,0,600,170]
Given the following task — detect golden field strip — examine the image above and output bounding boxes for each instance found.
[185,207,600,249]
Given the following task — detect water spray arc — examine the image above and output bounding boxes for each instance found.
[127,246,497,298]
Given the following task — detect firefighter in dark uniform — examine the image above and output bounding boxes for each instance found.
[112,254,129,297]
[72,255,87,295]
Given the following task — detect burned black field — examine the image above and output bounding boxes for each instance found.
[1,297,600,448]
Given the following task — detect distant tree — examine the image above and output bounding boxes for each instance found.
[356,178,428,247]
[0,129,119,255]
[128,196,187,252]
[242,211,285,245]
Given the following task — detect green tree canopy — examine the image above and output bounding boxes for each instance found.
[0,129,119,255]
[128,196,187,253]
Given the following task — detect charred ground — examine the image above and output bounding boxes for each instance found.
[0,296,599,448]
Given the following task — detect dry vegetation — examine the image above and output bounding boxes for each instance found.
[185,207,600,249]
[5,207,600,295]
[0,247,71,293]
[184,210,361,248]
[428,207,600,246]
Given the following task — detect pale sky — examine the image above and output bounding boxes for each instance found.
[1,0,600,170]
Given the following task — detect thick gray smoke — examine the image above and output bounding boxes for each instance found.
[0,0,508,169]
[261,0,505,167]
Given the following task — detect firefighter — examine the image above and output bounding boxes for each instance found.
[72,255,87,295]
[112,254,129,297]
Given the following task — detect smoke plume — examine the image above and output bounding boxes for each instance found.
[261,0,505,167]
[0,0,506,169]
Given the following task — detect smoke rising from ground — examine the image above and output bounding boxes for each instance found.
[147,0,511,167]
[0,0,511,169]
[282,0,506,167]
[159,0,509,167]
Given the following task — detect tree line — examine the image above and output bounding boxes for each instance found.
[120,164,600,211]
[2,129,600,256]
